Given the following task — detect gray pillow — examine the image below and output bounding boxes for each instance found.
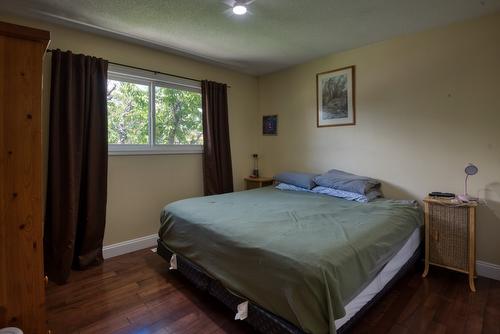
[313,169,381,195]
[274,172,319,190]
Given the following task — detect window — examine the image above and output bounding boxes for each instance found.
[107,64,203,155]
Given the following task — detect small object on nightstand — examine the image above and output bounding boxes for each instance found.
[252,154,259,178]
[458,163,479,202]
[422,196,478,292]
[244,177,273,190]
[428,191,455,198]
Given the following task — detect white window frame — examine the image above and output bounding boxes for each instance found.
[107,64,203,155]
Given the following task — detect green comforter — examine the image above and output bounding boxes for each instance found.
[159,187,422,334]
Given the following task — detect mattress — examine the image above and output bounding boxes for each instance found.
[335,227,421,328]
[159,187,423,333]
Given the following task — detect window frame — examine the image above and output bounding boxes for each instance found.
[107,64,203,156]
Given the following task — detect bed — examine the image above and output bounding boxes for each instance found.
[157,186,423,334]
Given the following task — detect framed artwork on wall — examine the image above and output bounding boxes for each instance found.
[317,65,355,127]
[263,115,278,135]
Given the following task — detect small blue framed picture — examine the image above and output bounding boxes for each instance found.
[263,115,278,135]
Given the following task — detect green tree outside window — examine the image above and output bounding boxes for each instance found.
[107,78,203,146]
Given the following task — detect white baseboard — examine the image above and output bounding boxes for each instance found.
[103,234,158,259]
[477,260,500,281]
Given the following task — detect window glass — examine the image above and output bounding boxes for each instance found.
[107,66,203,155]
[155,86,203,145]
[107,79,149,145]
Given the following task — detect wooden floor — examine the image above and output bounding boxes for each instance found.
[46,248,500,334]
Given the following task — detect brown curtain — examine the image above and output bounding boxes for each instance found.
[201,80,234,195]
[44,50,109,284]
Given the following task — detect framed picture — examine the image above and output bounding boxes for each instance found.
[316,65,355,127]
[262,115,278,135]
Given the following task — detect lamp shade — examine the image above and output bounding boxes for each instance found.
[465,163,478,176]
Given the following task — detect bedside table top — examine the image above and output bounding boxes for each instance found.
[244,176,274,182]
[424,196,478,207]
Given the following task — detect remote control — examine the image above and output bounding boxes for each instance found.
[429,192,455,198]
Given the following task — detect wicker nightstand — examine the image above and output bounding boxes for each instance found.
[422,196,478,291]
[244,177,274,190]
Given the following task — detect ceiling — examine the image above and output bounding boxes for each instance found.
[2,0,500,75]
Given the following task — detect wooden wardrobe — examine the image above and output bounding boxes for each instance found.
[0,22,50,333]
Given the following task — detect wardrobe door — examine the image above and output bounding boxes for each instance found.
[0,21,50,333]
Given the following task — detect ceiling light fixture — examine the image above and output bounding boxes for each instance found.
[233,4,247,15]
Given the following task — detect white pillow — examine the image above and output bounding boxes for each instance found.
[275,183,312,192]
[311,186,381,203]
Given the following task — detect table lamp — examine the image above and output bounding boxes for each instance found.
[458,163,478,202]
[252,154,259,178]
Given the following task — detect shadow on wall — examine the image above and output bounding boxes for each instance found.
[381,181,416,201]
[483,182,500,219]
[476,182,500,263]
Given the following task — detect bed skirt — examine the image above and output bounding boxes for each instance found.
[157,239,421,334]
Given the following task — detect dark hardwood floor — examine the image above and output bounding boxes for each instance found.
[46,248,500,334]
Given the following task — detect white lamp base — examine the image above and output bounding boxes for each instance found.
[458,194,477,202]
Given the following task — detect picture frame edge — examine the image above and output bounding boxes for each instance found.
[316,65,356,128]
[262,114,278,135]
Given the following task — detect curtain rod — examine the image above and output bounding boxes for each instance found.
[46,48,231,87]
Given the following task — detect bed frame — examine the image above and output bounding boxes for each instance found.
[157,239,421,334]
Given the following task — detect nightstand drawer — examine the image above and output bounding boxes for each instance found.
[428,205,469,270]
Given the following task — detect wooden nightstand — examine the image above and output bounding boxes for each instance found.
[422,196,478,291]
[244,177,274,190]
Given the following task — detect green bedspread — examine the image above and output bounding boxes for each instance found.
[159,187,422,334]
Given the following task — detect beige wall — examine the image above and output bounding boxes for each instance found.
[2,12,499,265]
[0,14,259,246]
[258,13,500,265]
